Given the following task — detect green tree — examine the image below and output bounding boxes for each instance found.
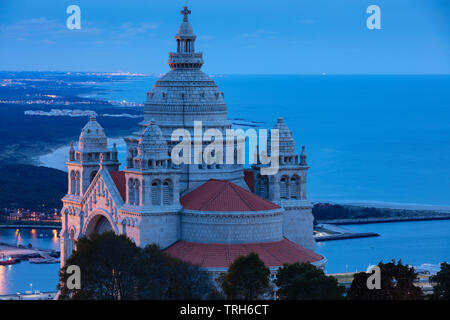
[164,256,217,299]
[58,232,215,300]
[218,253,271,300]
[59,231,141,300]
[347,260,423,300]
[134,244,173,300]
[275,262,345,300]
[430,262,450,300]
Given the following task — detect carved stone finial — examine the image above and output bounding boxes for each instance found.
[300,145,307,166]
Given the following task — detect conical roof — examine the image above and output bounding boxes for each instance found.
[177,21,194,37]
[78,116,107,151]
[137,121,169,160]
[268,117,296,156]
[180,179,280,212]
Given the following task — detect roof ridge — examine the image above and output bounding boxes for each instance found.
[230,180,280,209]
[198,180,230,211]
[228,182,257,211]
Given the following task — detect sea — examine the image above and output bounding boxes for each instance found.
[42,74,450,206]
[2,74,449,295]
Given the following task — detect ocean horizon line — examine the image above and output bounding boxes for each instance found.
[1,70,450,76]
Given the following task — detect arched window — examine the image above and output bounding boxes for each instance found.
[90,171,97,183]
[134,179,140,206]
[280,176,289,199]
[151,180,161,205]
[290,176,299,199]
[163,180,173,205]
[69,229,75,256]
[70,171,76,194]
[128,178,135,205]
[74,171,80,195]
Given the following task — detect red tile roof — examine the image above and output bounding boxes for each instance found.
[180,179,280,212]
[164,238,324,269]
[110,171,126,202]
[244,170,254,192]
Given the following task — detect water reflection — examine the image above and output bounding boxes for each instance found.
[0,228,60,251]
[0,228,61,295]
[52,229,59,244]
[0,264,6,294]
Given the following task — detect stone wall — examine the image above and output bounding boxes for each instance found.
[180,209,284,243]
[279,200,315,251]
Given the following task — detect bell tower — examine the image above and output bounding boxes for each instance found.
[252,118,314,250]
[123,120,181,248]
[66,116,119,198]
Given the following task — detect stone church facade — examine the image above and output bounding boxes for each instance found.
[60,7,326,272]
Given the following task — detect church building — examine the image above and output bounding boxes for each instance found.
[60,7,326,274]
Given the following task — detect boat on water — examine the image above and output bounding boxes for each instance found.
[0,252,18,265]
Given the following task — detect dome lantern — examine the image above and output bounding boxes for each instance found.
[168,6,204,70]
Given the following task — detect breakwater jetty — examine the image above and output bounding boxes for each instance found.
[315,232,379,242]
[317,214,450,225]
[314,223,379,242]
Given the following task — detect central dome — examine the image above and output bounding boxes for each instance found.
[144,70,230,139]
[136,7,244,194]
[143,7,230,139]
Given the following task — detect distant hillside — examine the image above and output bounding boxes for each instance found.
[312,203,447,223]
[0,164,66,211]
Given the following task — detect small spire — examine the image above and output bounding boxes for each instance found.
[113,143,117,151]
[300,145,307,166]
[181,6,191,22]
[277,117,284,123]
[69,141,75,161]
[89,115,96,121]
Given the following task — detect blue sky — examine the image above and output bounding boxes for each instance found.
[0,0,448,74]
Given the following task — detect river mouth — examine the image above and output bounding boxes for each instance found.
[38,138,127,172]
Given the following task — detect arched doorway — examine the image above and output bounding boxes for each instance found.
[84,214,114,236]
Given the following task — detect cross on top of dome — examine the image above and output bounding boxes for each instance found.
[181,6,191,22]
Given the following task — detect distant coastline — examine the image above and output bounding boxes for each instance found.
[317,214,450,225]
[312,202,450,225]
[312,200,450,214]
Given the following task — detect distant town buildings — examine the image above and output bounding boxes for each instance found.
[24,109,143,118]
[1,208,60,224]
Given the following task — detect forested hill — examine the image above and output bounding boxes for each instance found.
[0,164,66,211]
